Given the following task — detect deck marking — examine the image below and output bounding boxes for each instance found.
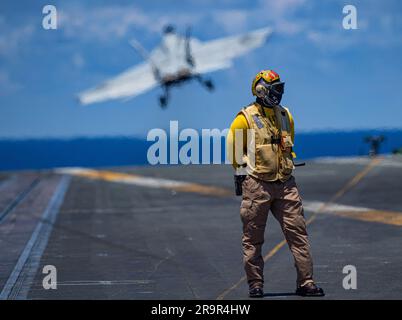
[216,157,384,300]
[0,175,71,300]
[303,200,402,227]
[333,209,402,227]
[330,157,383,201]
[57,164,402,227]
[56,167,232,197]
[0,177,41,224]
[27,279,154,287]
[316,156,402,168]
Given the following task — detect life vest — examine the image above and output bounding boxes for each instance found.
[237,102,295,182]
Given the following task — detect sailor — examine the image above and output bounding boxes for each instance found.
[227,70,325,298]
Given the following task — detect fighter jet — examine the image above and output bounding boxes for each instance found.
[78,25,272,108]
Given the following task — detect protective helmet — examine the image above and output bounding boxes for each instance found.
[251,70,284,106]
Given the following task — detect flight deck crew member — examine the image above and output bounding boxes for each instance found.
[227,70,325,298]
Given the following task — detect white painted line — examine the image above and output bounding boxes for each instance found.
[0,177,40,223]
[54,167,232,197]
[27,279,154,287]
[315,156,402,168]
[0,175,71,300]
[52,279,154,286]
[303,200,370,213]
[56,167,189,188]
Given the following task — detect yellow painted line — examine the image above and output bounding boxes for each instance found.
[308,157,384,216]
[216,238,290,301]
[56,167,232,198]
[216,219,317,300]
[334,209,402,227]
[69,169,141,182]
[303,199,402,227]
[330,157,383,202]
[216,157,384,300]
[173,184,232,197]
[57,161,401,299]
[307,157,402,227]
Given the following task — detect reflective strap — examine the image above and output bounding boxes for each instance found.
[273,105,293,149]
[274,105,291,133]
[252,115,264,129]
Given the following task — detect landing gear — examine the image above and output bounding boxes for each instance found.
[196,75,214,91]
[159,86,169,108]
[159,96,167,108]
[157,75,215,108]
[204,79,214,91]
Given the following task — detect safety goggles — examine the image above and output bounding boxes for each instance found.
[259,80,285,94]
[268,81,285,94]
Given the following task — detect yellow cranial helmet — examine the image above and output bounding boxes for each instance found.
[251,70,280,96]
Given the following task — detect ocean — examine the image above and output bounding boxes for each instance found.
[1,129,402,171]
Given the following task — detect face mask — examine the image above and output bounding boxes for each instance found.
[255,81,285,106]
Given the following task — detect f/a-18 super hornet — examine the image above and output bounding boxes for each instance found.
[78,25,272,108]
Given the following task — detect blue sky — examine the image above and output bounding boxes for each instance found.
[0,0,401,138]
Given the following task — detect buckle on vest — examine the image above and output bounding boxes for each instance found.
[271,135,281,144]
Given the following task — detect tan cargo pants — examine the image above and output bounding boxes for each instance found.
[240,175,314,289]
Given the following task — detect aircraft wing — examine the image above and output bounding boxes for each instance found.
[78,62,157,105]
[192,27,273,74]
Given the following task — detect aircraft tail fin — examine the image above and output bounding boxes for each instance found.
[129,39,161,80]
[185,26,194,67]
[129,39,150,61]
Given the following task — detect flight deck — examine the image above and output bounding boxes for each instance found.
[0,156,401,299]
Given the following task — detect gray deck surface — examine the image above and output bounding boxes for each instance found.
[0,156,401,299]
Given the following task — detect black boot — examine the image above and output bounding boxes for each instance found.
[296,282,325,297]
[249,287,264,298]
